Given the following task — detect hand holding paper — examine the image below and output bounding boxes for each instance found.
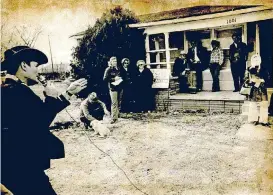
[111,76,123,86]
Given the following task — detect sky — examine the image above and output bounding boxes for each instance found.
[1,0,272,65]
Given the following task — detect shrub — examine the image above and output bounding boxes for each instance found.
[71,6,145,107]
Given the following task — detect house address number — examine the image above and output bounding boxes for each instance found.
[227,18,237,24]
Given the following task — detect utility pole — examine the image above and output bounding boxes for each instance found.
[48,35,54,73]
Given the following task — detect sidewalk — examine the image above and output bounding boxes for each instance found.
[236,123,273,193]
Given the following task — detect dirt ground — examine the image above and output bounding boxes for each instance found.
[45,106,273,195]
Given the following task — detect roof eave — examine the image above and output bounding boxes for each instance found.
[129,5,272,28]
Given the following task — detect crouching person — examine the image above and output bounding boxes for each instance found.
[1,46,87,195]
[80,92,110,129]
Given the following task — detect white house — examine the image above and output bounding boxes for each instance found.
[130,5,273,91]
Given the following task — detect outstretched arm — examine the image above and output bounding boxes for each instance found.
[43,78,87,125]
[98,100,110,116]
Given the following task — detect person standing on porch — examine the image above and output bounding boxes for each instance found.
[172,51,189,93]
[187,40,209,92]
[103,56,123,124]
[209,40,224,92]
[229,33,248,92]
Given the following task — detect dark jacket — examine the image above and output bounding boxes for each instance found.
[103,66,122,91]
[229,42,248,65]
[172,58,188,77]
[119,66,137,112]
[187,45,209,70]
[1,78,70,177]
[135,67,154,89]
[135,67,154,112]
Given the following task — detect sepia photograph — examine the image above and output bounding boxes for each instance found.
[1,0,273,194]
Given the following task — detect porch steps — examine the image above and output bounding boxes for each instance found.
[202,69,234,91]
[165,91,245,113]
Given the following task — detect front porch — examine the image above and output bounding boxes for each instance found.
[155,88,245,113]
[202,68,234,91]
[169,91,245,113]
[155,67,245,113]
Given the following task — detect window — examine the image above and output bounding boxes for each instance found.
[186,30,211,49]
[148,33,167,68]
[215,27,242,68]
[215,28,242,49]
[169,31,185,65]
[150,51,166,63]
[149,33,165,50]
[169,31,184,50]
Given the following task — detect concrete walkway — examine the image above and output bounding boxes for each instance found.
[236,123,273,193]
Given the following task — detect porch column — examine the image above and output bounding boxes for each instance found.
[145,34,151,67]
[242,23,248,44]
[184,31,188,52]
[211,28,215,40]
[164,32,171,74]
[255,23,260,55]
[210,28,215,51]
[155,39,160,64]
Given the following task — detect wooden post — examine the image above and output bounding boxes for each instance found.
[155,37,160,65]
[184,31,188,53]
[145,34,151,67]
[242,23,247,44]
[255,23,260,55]
[210,28,215,51]
[164,32,171,75]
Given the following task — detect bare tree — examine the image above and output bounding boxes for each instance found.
[1,18,43,59]
[14,25,43,47]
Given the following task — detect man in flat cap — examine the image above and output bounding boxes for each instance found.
[172,51,189,93]
[1,46,87,195]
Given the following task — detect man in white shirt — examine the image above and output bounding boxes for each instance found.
[187,40,209,92]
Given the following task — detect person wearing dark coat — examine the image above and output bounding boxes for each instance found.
[187,40,209,92]
[134,60,154,112]
[1,46,87,195]
[172,51,189,93]
[119,58,137,112]
[229,33,248,92]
